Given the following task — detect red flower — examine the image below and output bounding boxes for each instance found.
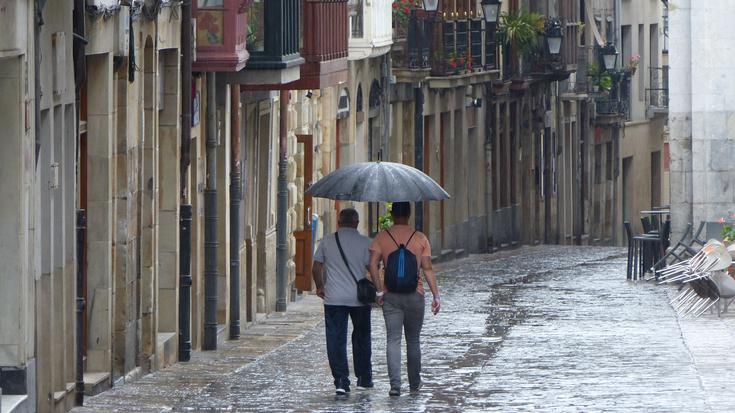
[401,0,408,3]
[392,2,398,8]
[404,6,410,13]
[719,217,727,224]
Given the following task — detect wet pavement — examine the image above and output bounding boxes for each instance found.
[73,246,735,412]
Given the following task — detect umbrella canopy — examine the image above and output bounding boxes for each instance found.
[306,161,450,202]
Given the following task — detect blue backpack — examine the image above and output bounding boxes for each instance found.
[384,230,419,293]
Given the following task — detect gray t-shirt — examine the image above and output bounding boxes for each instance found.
[313,228,371,307]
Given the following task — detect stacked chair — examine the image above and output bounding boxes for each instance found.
[657,239,735,318]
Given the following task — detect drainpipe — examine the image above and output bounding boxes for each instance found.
[276,90,289,312]
[34,0,46,167]
[75,210,86,405]
[73,0,86,404]
[203,73,219,350]
[414,84,424,232]
[381,54,391,162]
[484,84,494,252]
[180,0,192,198]
[229,84,241,338]
[178,0,193,362]
[178,205,192,361]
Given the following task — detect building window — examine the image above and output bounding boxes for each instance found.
[349,0,363,38]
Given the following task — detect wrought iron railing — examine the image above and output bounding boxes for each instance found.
[646,66,669,109]
[595,98,628,116]
[392,14,498,75]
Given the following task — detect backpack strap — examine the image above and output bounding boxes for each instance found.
[385,230,401,248]
[405,231,417,247]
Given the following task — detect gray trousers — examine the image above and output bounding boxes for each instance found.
[383,291,425,390]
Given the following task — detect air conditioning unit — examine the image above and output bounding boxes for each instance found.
[0,0,27,56]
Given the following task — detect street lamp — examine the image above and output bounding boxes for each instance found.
[422,0,439,12]
[481,0,502,24]
[545,18,563,55]
[601,42,618,71]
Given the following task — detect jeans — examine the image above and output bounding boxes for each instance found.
[324,305,372,389]
[383,291,425,390]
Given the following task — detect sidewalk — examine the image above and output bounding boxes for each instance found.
[71,296,325,412]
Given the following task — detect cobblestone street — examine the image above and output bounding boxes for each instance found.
[73,246,735,412]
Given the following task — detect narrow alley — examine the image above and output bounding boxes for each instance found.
[71,246,735,412]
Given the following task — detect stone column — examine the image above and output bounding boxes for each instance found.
[85,53,114,373]
[668,0,692,239]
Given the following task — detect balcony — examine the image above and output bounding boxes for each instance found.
[193,0,249,72]
[289,0,349,89]
[240,0,349,89]
[348,0,393,60]
[392,12,499,87]
[646,66,669,116]
[226,0,304,86]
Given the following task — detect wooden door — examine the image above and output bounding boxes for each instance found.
[294,134,314,291]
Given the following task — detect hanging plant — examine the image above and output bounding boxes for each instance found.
[496,10,545,76]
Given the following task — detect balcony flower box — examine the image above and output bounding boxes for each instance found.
[193,0,249,72]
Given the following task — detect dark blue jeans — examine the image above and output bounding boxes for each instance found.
[324,305,372,389]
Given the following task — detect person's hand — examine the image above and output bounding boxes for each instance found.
[316,287,325,299]
[376,291,385,306]
[431,296,441,315]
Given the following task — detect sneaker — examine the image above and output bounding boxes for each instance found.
[410,381,423,393]
[335,387,347,396]
[389,388,401,397]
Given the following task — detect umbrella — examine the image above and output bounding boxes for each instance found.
[305,161,450,202]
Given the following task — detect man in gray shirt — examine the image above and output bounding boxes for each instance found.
[312,208,373,395]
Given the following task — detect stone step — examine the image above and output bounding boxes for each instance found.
[1,394,28,413]
[156,332,177,369]
[83,371,111,397]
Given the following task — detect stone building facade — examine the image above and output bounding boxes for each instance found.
[670,0,735,239]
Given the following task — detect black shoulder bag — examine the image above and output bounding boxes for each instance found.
[335,232,377,305]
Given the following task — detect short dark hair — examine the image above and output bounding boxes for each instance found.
[391,202,411,219]
[338,208,360,227]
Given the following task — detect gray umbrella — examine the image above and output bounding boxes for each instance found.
[305,161,450,202]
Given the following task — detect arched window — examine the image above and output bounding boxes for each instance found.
[337,88,350,119]
[356,84,363,113]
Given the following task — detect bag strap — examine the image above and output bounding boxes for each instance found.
[386,229,417,248]
[386,229,401,248]
[406,231,417,248]
[335,232,359,285]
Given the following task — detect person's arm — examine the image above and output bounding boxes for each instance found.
[312,261,325,299]
[369,250,385,304]
[421,255,441,315]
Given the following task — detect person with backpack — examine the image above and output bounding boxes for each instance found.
[368,201,441,397]
[312,208,374,395]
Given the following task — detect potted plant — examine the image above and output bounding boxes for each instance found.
[392,0,421,39]
[446,51,458,74]
[587,62,600,92]
[496,9,545,80]
[599,72,613,91]
[625,54,640,76]
[720,217,735,244]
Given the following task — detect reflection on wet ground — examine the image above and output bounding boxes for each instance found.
[75,246,732,412]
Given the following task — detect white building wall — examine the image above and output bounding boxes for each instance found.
[670,0,735,238]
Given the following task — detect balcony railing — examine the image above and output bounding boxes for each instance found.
[595,98,628,116]
[646,66,669,110]
[245,0,303,70]
[303,0,349,62]
[393,13,498,76]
